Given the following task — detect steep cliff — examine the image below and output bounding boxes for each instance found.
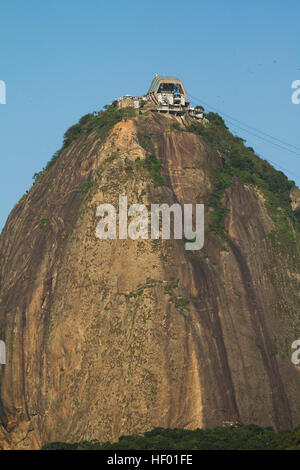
[0,104,299,449]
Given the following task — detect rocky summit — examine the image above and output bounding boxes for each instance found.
[0,100,299,449]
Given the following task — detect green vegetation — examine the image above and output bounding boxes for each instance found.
[143,154,164,187]
[42,424,300,450]
[32,104,136,184]
[32,114,93,183]
[39,218,49,229]
[207,168,231,237]
[87,104,136,140]
[135,131,164,186]
[78,181,93,195]
[15,191,28,207]
[163,279,190,316]
[174,297,190,310]
[167,122,183,132]
[164,279,179,294]
[117,154,164,188]
[137,131,155,154]
[294,208,300,225]
[186,112,299,238]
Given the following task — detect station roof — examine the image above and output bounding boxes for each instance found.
[147,76,186,97]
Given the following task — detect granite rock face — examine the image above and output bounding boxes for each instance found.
[0,111,299,449]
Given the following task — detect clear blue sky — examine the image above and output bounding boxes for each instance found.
[1,0,300,231]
